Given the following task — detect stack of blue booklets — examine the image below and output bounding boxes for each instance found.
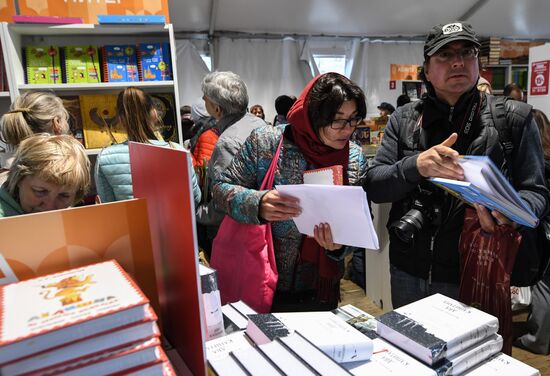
[430,155,538,228]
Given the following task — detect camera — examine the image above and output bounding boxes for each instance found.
[390,187,443,243]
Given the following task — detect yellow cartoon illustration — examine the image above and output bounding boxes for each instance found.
[42,275,95,306]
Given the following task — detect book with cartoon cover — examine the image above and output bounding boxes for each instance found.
[79,94,127,149]
[25,45,61,84]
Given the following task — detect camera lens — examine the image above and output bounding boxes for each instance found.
[391,209,425,243]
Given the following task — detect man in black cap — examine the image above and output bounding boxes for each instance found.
[364,22,549,308]
[377,102,396,117]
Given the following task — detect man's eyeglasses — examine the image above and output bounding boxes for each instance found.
[432,47,479,63]
[330,116,363,130]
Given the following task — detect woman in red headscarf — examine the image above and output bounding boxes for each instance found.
[212,73,368,312]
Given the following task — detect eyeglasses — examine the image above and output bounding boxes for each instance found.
[432,47,479,63]
[330,116,362,130]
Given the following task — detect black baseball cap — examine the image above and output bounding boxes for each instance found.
[424,22,480,57]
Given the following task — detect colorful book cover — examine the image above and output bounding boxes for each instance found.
[79,94,127,149]
[60,95,85,145]
[0,260,150,364]
[151,93,178,142]
[25,45,61,84]
[101,45,138,82]
[138,42,172,81]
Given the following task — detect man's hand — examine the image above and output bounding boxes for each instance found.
[313,222,343,251]
[417,133,464,180]
[259,190,301,221]
[474,203,517,233]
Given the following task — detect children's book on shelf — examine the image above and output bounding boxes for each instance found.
[303,165,343,185]
[247,311,374,363]
[79,94,127,149]
[24,45,61,84]
[60,95,85,145]
[376,293,499,365]
[430,155,538,228]
[101,44,139,82]
[63,45,101,83]
[151,93,179,142]
[138,42,172,81]
[0,260,151,364]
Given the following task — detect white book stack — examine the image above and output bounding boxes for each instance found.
[375,294,539,375]
[0,260,175,375]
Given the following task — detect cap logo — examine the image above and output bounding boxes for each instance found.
[442,23,463,35]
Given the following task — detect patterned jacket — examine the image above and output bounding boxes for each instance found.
[213,124,368,292]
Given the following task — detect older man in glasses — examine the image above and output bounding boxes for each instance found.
[364,22,549,309]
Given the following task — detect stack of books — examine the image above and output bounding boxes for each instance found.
[479,37,501,65]
[0,260,175,375]
[373,294,539,375]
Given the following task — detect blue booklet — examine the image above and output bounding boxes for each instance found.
[430,155,538,228]
[97,15,166,24]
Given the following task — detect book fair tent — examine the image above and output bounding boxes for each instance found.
[169,0,550,119]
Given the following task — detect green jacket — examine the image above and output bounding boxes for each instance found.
[0,187,24,218]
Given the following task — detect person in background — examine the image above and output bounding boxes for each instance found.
[515,108,550,355]
[364,21,549,309]
[396,94,411,108]
[477,76,493,94]
[377,102,396,117]
[0,134,90,218]
[95,87,200,205]
[213,73,368,311]
[273,94,297,126]
[250,104,266,120]
[180,105,199,141]
[0,91,70,184]
[503,83,524,101]
[189,100,219,167]
[196,71,266,255]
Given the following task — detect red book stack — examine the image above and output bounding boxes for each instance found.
[0,260,175,375]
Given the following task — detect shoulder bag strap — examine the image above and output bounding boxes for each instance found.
[260,136,284,190]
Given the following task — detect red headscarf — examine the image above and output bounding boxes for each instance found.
[287,74,352,304]
[287,74,350,184]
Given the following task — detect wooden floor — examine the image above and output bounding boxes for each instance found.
[339,279,550,375]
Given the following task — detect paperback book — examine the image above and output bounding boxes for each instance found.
[430,155,538,227]
[0,260,150,364]
[101,45,139,82]
[376,293,499,365]
[138,42,172,81]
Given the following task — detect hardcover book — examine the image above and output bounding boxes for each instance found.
[79,94,127,149]
[0,260,150,364]
[258,339,317,375]
[206,330,252,362]
[63,45,101,83]
[208,353,249,376]
[138,42,172,81]
[303,165,343,185]
[60,95,85,145]
[222,303,250,332]
[231,346,284,375]
[151,93,179,142]
[376,293,499,365]
[25,45,61,84]
[101,45,139,82]
[430,155,538,228]
[247,311,374,363]
[463,352,540,375]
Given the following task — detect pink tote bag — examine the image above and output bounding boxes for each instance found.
[210,137,283,313]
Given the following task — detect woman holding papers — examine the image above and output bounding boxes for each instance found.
[0,134,90,217]
[95,87,201,205]
[212,73,368,311]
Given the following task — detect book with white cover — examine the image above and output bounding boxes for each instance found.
[376,293,499,365]
[199,264,224,340]
[206,330,253,361]
[463,352,540,376]
[1,316,159,375]
[222,304,249,332]
[231,346,283,375]
[258,339,317,375]
[208,354,249,376]
[247,311,373,363]
[0,260,150,364]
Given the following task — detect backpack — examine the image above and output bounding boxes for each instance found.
[490,96,550,285]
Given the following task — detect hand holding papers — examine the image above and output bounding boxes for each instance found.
[430,156,538,228]
[275,184,379,249]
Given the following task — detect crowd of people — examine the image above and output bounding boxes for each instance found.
[0,21,549,355]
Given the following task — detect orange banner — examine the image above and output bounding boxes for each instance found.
[0,0,17,22]
[17,0,170,23]
[390,64,421,81]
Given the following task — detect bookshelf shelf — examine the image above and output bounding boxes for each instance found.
[18,81,175,92]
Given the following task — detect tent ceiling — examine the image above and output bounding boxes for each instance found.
[170,0,550,39]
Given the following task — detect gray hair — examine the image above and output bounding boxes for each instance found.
[201,71,248,117]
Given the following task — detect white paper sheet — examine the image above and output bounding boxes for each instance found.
[276,184,379,249]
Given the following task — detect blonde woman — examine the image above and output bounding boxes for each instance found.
[0,134,90,217]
